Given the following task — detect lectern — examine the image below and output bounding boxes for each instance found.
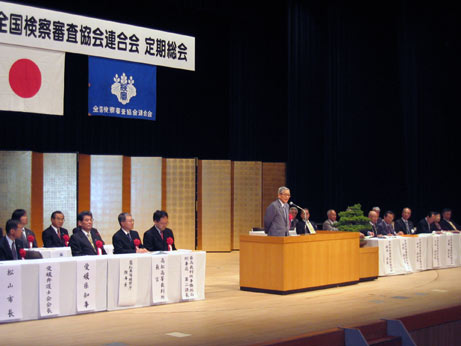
[240,231,377,294]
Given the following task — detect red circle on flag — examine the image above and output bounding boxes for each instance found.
[9,59,42,98]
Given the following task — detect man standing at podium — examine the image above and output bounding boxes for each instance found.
[264,186,291,236]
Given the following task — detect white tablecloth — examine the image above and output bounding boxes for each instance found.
[107,250,206,310]
[27,245,114,258]
[26,247,72,258]
[365,233,461,276]
[0,250,206,323]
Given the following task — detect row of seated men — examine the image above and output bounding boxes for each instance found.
[289,207,459,236]
[0,209,177,261]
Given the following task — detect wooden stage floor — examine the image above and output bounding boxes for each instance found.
[1,251,461,346]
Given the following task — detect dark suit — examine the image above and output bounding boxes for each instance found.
[0,227,3,238]
[440,219,460,231]
[112,229,144,254]
[143,226,176,251]
[416,218,432,234]
[20,228,38,248]
[296,219,317,234]
[431,222,442,231]
[69,228,107,256]
[361,222,378,236]
[0,236,23,261]
[377,221,396,236]
[290,218,298,230]
[394,218,414,235]
[42,226,69,247]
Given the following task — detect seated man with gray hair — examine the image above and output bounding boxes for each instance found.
[264,186,291,236]
[112,212,148,254]
[322,209,339,230]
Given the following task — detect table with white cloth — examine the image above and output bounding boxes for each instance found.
[364,233,461,276]
[25,244,114,258]
[0,250,206,323]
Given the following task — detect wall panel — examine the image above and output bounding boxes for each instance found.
[130,157,162,238]
[165,158,196,250]
[0,151,31,234]
[43,153,77,234]
[90,155,123,243]
[262,162,286,221]
[198,160,231,251]
[232,161,262,249]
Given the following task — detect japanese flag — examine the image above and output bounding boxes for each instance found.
[0,43,65,115]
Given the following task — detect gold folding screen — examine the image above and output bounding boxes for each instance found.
[198,160,232,251]
[130,157,162,238]
[90,155,123,243]
[0,151,285,250]
[262,162,287,220]
[0,151,32,234]
[43,153,77,235]
[232,161,262,250]
[165,158,196,250]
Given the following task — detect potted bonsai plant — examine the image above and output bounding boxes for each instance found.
[336,203,371,247]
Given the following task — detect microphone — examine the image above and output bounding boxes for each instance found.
[27,235,35,248]
[19,248,26,260]
[133,238,141,251]
[289,201,303,211]
[166,237,174,251]
[95,240,103,255]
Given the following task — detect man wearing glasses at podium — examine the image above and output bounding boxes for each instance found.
[264,187,291,237]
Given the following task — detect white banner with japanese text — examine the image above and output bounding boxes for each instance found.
[151,255,168,304]
[0,263,22,322]
[39,262,60,317]
[118,257,138,306]
[181,253,197,300]
[76,259,96,312]
[0,1,195,71]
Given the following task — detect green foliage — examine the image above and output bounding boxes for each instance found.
[336,203,371,233]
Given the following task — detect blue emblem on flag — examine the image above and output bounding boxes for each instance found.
[88,56,156,120]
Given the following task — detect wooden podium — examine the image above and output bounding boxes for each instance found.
[240,231,378,294]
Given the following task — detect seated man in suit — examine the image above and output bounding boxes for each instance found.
[143,210,177,251]
[377,210,396,236]
[366,210,379,236]
[372,206,383,225]
[440,208,460,231]
[264,187,291,236]
[296,208,317,235]
[69,211,107,256]
[416,211,437,234]
[431,212,442,231]
[394,208,414,235]
[322,209,339,230]
[11,209,37,248]
[42,211,69,247]
[113,212,148,254]
[0,219,23,261]
[289,207,298,230]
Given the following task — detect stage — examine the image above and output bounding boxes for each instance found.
[1,251,461,345]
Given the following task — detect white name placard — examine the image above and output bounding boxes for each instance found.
[0,264,22,322]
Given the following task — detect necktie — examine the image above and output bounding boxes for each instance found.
[307,221,315,234]
[448,221,457,230]
[22,231,28,248]
[127,232,132,242]
[160,231,164,240]
[404,220,409,233]
[86,232,95,250]
[57,228,61,239]
[12,241,18,260]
